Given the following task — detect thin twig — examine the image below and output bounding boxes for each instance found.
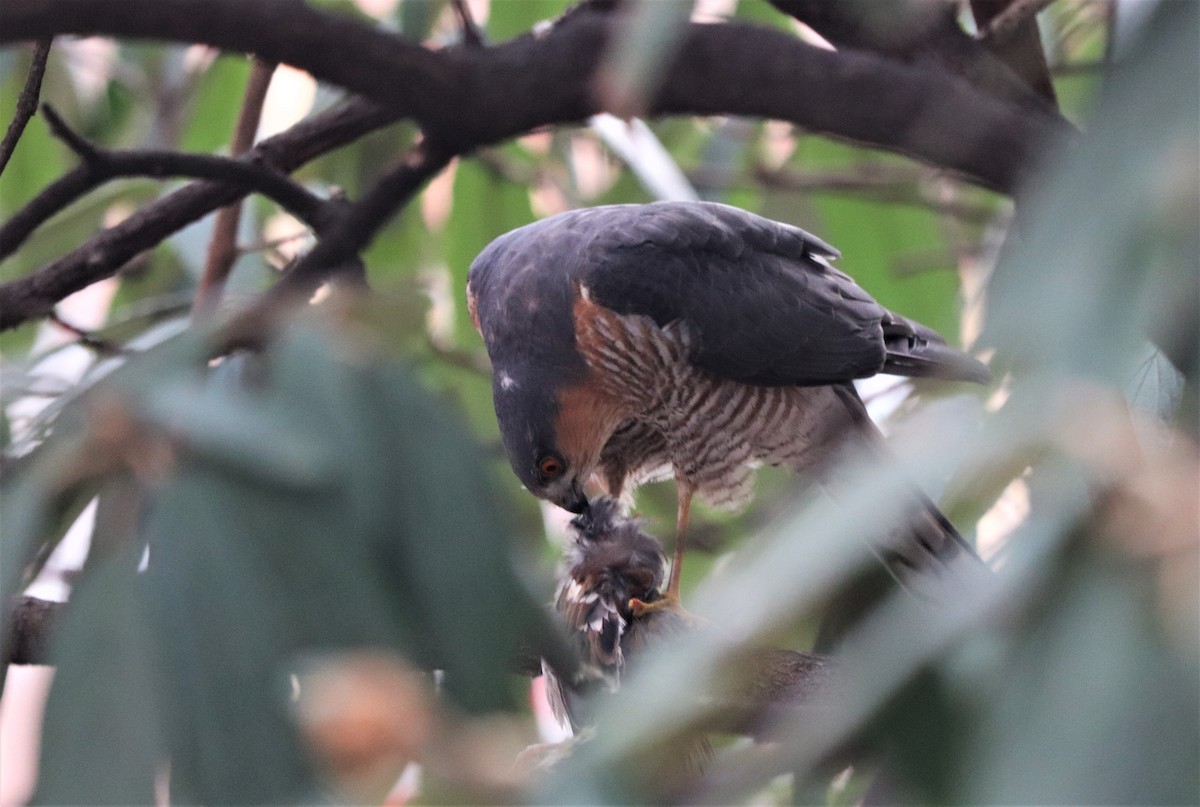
[426,336,492,375]
[982,0,1057,43]
[272,139,454,298]
[220,138,455,349]
[0,38,52,176]
[0,103,332,263]
[450,0,485,48]
[1049,59,1108,76]
[238,229,311,255]
[194,58,278,319]
[39,102,97,160]
[0,98,396,332]
[48,311,125,355]
[699,164,1000,225]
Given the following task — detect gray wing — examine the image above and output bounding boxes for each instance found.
[575,202,989,386]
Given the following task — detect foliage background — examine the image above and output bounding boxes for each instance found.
[0,0,1196,804]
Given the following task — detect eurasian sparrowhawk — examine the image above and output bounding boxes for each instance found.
[467,201,989,607]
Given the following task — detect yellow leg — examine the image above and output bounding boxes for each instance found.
[630,482,693,620]
[664,482,693,599]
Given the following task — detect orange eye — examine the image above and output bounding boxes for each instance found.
[538,456,564,479]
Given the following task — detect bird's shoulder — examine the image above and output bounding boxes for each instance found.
[571,203,887,385]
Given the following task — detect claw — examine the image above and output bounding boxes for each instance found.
[628,593,695,623]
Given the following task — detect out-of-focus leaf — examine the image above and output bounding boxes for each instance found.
[8,310,562,801]
[595,0,692,118]
[0,436,101,612]
[396,0,445,41]
[984,1,1199,390]
[444,158,535,346]
[732,0,802,32]
[959,547,1199,805]
[34,548,160,806]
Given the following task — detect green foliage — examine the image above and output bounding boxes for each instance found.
[485,0,572,43]
[4,317,561,802]
[0,1,1195,804]
[180,55,252,154]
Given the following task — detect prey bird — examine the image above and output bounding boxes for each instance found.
[467,201,990,614]
[542,497,686,731]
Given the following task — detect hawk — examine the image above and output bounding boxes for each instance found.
[467,201,989,611]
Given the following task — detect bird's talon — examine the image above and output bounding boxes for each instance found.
[628,593,688,620]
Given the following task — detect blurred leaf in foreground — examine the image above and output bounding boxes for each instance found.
[4,303,559,803]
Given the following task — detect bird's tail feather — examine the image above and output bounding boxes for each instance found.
[881,314,992,384]
[826,385,982,575]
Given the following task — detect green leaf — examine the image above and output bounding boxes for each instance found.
[34,549,160,806]
[485,0,572,42]
[444,158,535,346]
[180,55,251,154]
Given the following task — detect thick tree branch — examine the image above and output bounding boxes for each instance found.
[0,98,396,331]
[972,0,1057,105]
[982,0,1058,43]
[0,38,51,176]
[769,0,1059,113]
[8,593,834,736]
[0,0,1072,332]
[0,0,1069,183]
[0,104,333,264]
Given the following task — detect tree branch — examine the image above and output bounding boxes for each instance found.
[3,596,62,666]
[689,163,998,225]
[0,104,333,263]
[8,593,834,737]
[971,0,1057,105]
[769,0,1059,113]
[0,38,51,176]
[0,0,1069,184]
[0,98,395,331]
[279,138,451,295]
[194,58,278,318]
[982,0,1058,44]
[0,0,1073,332]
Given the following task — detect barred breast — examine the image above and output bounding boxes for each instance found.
[575,291,861,509]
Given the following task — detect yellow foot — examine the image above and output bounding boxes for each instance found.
[628,593,700,626]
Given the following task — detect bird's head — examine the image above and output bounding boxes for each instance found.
[491,370,590,514]
[491,367,626,515]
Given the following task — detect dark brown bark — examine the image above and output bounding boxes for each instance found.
[0,0,1072,332]
[0,98,395,331]
[194,59,279,318]
[4,596,62,666]
[0,0,1067,182]
[0,38,51,176]
[971,0,1058,105]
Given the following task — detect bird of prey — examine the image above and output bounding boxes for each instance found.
[467,201,990,612]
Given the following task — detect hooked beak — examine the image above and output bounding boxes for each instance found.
[558,481,589,515]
